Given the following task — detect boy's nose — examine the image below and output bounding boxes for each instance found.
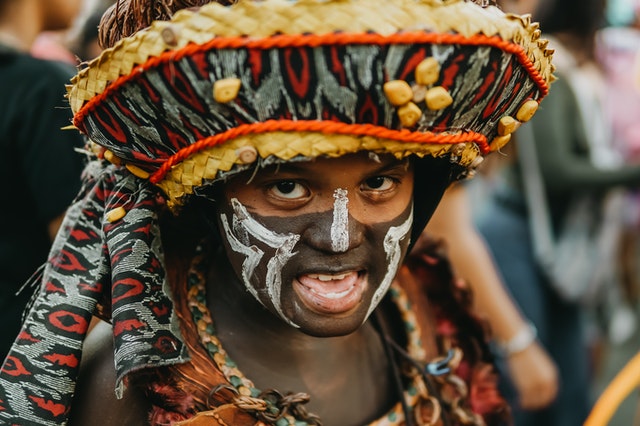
[302,201,366,254]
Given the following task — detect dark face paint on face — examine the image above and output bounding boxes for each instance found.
[215,197,413,337]
[211,152,415,337]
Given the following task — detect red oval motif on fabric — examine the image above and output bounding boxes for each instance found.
[28,396,66,417]
[1,356,32,377]
[48,311,88,334]
[112,278,145,305]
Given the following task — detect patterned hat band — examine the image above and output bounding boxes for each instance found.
[68,0,555,209]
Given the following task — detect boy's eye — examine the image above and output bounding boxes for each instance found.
[269,181,308,199]
[363,176,395,191]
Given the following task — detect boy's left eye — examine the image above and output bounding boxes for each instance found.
[362,176,395,191]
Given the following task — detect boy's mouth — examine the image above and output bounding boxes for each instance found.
[294,271,366,314]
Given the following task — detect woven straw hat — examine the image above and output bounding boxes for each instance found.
[68,0,554,209]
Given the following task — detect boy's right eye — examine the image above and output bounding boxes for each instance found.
[269,180,309,200]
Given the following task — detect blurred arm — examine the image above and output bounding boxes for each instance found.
[424,183,558,409]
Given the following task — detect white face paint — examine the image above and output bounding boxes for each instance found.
[220,196,412,330]
[331,188,350,252]
[365,206,413,320]
[220,198,301,327]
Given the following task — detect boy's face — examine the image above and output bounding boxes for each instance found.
[215,152,415,336]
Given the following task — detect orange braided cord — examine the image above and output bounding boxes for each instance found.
[148,120,487,184]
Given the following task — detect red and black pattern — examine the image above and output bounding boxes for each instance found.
[0,163,188,426]
[77,40,540,175]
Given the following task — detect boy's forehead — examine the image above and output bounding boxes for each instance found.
[230,153,412,186]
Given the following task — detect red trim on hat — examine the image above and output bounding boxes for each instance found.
[148,120,488,184]
[73,31,549,128]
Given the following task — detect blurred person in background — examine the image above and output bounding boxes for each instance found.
[66,0,115,62]
[31,30,77,64]
[32,0,114,64]
[597,0,640,340]
[423,183,559,411]
[477,0,640,425]
[0,0,85,360]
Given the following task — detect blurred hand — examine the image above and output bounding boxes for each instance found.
[507,341,559,410]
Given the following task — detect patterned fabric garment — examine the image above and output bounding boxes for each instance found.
[0,162,188,425]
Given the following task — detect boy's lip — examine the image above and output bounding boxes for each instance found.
[294,270,367,315]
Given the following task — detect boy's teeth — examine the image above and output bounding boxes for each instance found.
[309,287,352,299]
[309,273,349,281]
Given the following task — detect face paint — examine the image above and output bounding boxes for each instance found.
[215,151,415,336]
[220,198,301,327]
[331,188,349,253]
[217,196,414,336]
[365,207,413,320]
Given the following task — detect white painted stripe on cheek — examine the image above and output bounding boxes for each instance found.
[365,206,413,321]
[331,188,349,252]
[219,214,264,302]
[228,199,301,328]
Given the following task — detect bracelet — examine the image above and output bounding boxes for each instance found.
[497,322,537,356]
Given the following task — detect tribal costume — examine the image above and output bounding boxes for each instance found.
[0,1,554,425]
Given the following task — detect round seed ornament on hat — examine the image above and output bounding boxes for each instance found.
[0,1,554,425]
